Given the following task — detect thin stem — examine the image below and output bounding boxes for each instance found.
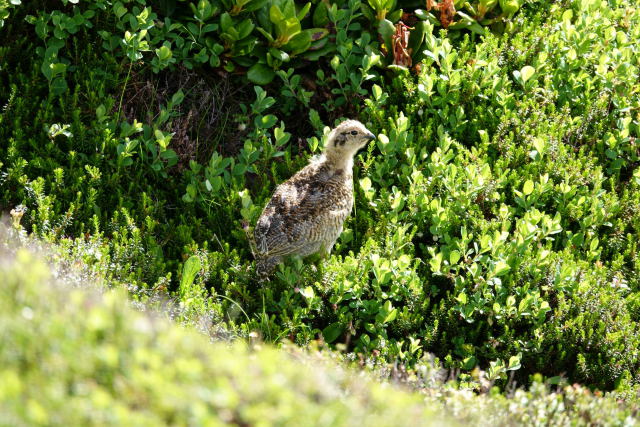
[215,294,251,324]
[116,60,133,129]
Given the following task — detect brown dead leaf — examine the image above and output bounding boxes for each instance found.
[439,0,455,28]
[392,22,413,67]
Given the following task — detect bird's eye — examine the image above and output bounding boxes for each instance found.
[350,130,358,136]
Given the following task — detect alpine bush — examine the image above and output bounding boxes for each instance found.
[1,0,639,416]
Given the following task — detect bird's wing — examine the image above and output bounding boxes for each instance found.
[254,172,344,258]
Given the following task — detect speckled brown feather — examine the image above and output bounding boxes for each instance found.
[253,120,374,279]
[255,160,353,260]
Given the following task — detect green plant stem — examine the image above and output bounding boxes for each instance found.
[116,60,134,129]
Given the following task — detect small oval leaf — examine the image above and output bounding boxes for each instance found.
[520,65,535,83]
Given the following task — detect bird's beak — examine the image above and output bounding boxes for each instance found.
[366,133,376,141]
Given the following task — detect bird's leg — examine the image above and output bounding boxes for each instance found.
[319,241,335,259]
[256,256,281,282]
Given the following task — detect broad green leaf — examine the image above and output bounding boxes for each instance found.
[462,356,477,370]
[171,90,185,105]
[299,286,315,299]
[196,0,213,20]
[312,2,329,27]
[520,65,535,83]
[387,8,402,22]
[507,353,522,371]
[408,21,427,53]
[532,137,546,154]
[156,45,172,60]
[247,63,275,84]
[372,84,382,100]
[368,0,383,12]
[522,180,534,196]
[179,256,201,296]
[322,322,343,343]
[456,292,467,304]
[96,104,106,119]
[220,12,233,32]
[50,62,67,77]
[285,31,311,54]
[269,4,285,23]
[255,114,277,129]
[280,17,301,40]
[383,308,397,324]
[237,19,255,39]
[494,261,510,276]
[360,177,372,192]
[499,0,520,16]
[282,0,295,18]
[378,19,394,57]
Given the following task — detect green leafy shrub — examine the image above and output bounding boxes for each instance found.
[0,238,443,426]
[0,230,638,425]
[1,0,640,409]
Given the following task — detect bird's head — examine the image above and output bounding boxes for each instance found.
[325,120,376,159]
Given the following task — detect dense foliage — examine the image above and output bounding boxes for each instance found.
[0,238,440,425]
[1,0,640,412]
[1,231,637,425]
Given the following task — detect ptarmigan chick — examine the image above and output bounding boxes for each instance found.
[254,120,375,278]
